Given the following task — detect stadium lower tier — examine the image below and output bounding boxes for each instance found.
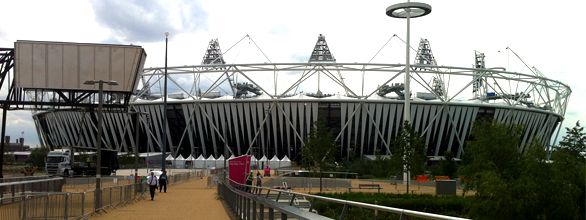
[33,100,561,161]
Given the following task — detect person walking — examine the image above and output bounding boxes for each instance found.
[147,172,158,200]
[245,172,254,192]
[255,172,263,193]
[159,170,168,193]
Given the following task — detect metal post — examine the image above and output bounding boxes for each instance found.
[268,207,274,220]
[95,82,104,212]
[259,203,264,220]
[64,194,69,220]
[403,8,411,187]
[162,32,169,171]
[252,199,257,220]
[81,193,85,217]
[0,106,8,178]
[84,79,118,212]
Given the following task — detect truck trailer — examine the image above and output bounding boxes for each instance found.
[46,146,119,177]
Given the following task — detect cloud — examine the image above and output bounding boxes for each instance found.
[90,0,208,43]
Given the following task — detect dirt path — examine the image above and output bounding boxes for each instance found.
[91,178,231,220]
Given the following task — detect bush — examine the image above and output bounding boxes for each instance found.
[313,192,470,219]
[26,147,49,171]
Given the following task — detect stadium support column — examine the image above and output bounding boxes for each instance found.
[386,1,432,186]
[162,32,169,171]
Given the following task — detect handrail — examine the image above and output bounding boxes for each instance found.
[224,178,470,220]
[0,177,64,187]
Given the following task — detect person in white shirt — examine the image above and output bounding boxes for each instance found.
[148,172,158,200]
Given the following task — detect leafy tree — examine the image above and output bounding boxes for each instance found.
[302,118,338,192]
[550,121,586,219]
[390,121,426,194]
[459,120,585,219]
[557,121,586,157]
[26,146,50,171]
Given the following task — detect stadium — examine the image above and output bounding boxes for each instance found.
[31,34,571,162]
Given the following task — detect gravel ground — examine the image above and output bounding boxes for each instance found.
[90,177,231,220]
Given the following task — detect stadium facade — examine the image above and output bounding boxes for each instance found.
[32,35,571,161]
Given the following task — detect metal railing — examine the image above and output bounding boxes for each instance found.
[218,178,470,220]
[0,170,199,219]
[0,175,53,184]
[0,177,65,203]
[219,179,330,220]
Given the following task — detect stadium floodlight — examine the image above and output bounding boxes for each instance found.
[386,1,432,187]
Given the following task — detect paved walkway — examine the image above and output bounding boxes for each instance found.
[91,177,231,220]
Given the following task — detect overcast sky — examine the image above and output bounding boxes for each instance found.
[0,0,584,147]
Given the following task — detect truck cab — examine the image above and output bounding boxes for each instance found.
[45,149,71,176]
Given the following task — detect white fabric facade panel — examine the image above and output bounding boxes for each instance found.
[34,101,562,160]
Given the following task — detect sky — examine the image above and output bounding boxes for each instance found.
[0,0,584,147]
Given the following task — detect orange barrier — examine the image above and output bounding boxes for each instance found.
[434,175,450,180]
[415,175,429,183]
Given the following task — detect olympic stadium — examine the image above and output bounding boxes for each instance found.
[30,34,572,162]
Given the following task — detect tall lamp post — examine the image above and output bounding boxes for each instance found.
[84,79,118,212]
[386,1,431,186]
[162,32,169,171]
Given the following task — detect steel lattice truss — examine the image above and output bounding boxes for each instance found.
[138,63,570,116]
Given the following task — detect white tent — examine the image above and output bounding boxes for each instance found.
[185,155,195,168]
[205,155,217,168]
[258,155,268,169]
[194,155,206,169]
[165,154,174,161]
[269,155,280,169]
[281,155,292,168]
[174,155,186,168]
[216,155,225,168]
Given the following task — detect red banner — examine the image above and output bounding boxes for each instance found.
[228,155,251,185]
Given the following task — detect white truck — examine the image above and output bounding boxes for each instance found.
[45,147,119,177]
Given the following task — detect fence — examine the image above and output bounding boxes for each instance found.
[218,178,470,220]
[0,177,65,203]
[0,176,53,184]
[0,170,198,219]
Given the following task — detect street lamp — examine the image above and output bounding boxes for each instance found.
[84,79,118,212]
[162,31,169,171]
[386,1,431,187]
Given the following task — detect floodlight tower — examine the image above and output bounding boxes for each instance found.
[386,1,431,186]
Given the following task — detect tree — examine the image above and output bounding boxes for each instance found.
[557,121,586,157]
[391,121,426,194]
[27,147,50,171]
[550,121,586,219]
[302,118,338,192]
[459,120,585,219]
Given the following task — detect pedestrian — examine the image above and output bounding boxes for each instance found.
[245,172,254,192]
[255,172,263,193]
[256,172,263,187]
[147,171,158,200]
[159,170,168,193]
